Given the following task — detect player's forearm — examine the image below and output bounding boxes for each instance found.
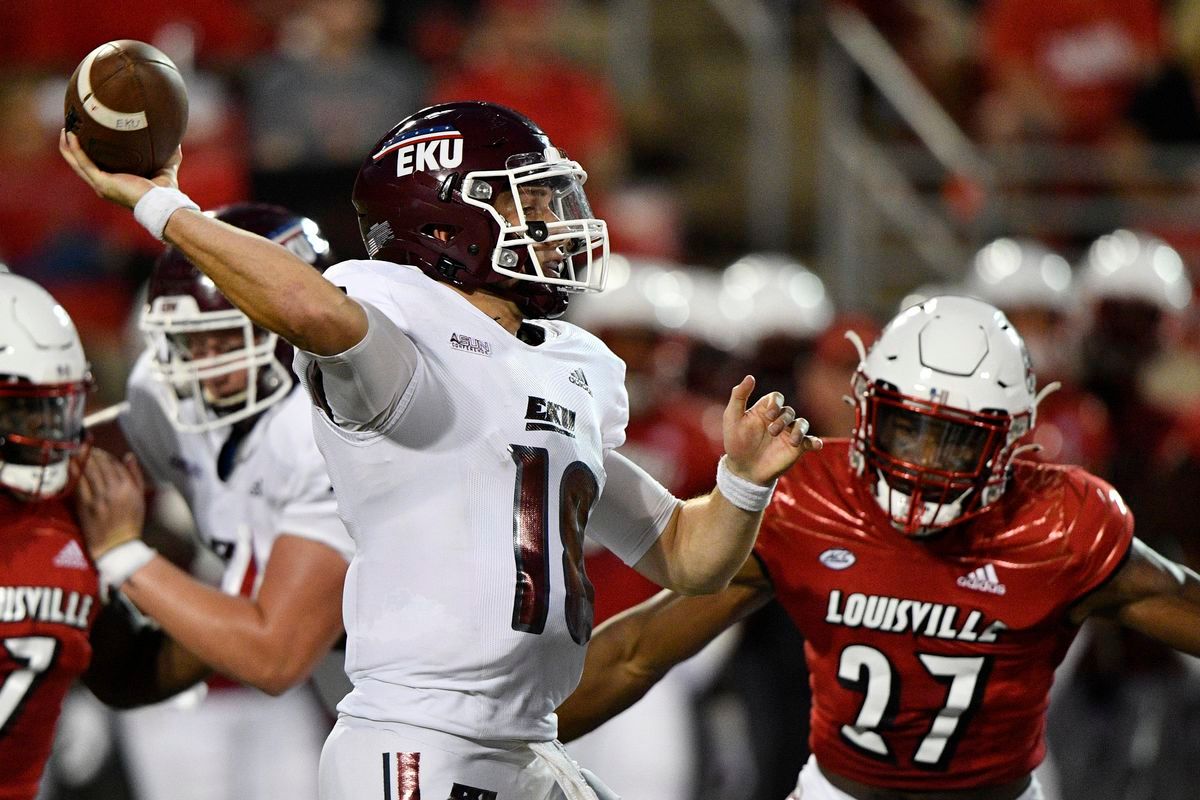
[1117,559,1200,657]
[162,210,366,355]
[120,557,333,694]
[559,583,768,740]
[557,592,679,741]
[657,491,764,594]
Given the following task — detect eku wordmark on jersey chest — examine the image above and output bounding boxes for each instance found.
[525,396,576,438]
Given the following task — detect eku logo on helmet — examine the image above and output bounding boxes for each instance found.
[372,124,464,177]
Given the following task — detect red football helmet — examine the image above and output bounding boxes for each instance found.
[352,101,609,318]
[141,203,333,432]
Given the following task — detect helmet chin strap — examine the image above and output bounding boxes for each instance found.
[204,360,291,412]
[874,472,971,536]
[0,460,69,500]
[203,385,250,409]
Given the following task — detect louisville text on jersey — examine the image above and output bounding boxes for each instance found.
[0,586,94,629]
[825,590,1008,643]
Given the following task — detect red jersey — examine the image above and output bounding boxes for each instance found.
[0,494,100,800]
[754,440,1132,790]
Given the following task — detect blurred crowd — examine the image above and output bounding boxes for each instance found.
[5,0,1200,799]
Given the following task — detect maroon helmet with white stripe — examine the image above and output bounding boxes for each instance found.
[141,203,332,432]
[352,101,609,319]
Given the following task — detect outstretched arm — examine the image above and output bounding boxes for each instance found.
[59,132,364,355]
[77,450,348,695]
[631,376,821,594]
[556,556,773,742]
[1070,537,1200,655]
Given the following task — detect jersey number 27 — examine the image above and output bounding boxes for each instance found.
[840,645,992,770]
[509,445,598,645]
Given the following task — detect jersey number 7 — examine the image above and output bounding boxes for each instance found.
[509,445,598,645]
[0,637,59,735]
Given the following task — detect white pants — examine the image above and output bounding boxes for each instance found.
[788,756,1045,800]
[117,684,329,800]
[320,715,594,800]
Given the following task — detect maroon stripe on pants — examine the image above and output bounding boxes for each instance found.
[397,752,421,800]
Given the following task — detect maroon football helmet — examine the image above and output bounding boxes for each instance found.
[352,101,609,318]
[141,203,333,432]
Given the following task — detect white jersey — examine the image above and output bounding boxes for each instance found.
[295,261,661,741]
[121,351,353,599]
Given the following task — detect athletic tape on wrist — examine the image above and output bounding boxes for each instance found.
[96,540,156,590]
[133,187,199,241]
[715,455,776,512]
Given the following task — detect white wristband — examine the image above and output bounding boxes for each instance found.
[96,540,156,591]
[715,455,776,512]
[133,186,199,241]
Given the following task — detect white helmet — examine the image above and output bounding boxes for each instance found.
[568,255,699,415]
[567,254,692,334]
[850,295,1037,535]
[718,253,834,353]
[965,237,1074,313]
[675,267,737,353]
[897,283,961,316]
[1077,229,1192,313]
[0,274,89,500]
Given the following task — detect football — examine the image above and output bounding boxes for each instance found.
[64,40,189,177]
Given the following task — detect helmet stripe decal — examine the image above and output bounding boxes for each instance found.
[372,125,463,161]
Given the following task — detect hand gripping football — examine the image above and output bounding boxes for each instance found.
[64,40,189,177]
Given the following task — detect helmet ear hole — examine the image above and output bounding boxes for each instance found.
[421,224,459,244]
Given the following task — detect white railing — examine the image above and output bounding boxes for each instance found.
[818,4,1200,315]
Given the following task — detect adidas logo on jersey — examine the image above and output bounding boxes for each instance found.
[450,332,492,356]
[568,368,592,396]
[53,540,90,571]
[956,563,1006,595]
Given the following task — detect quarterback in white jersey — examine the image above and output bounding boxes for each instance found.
[63,102,821,800]
[299,259,642,740]
[74,205,353,800]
